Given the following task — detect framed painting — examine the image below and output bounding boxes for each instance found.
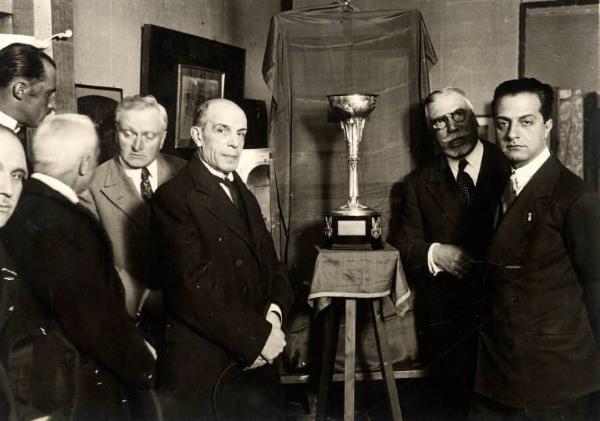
[75,84,123,164]
[141,24,245,158]
[175,65,225,148]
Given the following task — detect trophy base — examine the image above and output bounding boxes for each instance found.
[324,211,383,250]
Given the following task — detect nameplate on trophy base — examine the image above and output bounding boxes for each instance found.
[324,214,383,250]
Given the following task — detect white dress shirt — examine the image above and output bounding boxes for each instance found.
[0,110,20,133]
[511,147,551,196]
[446,139,484,185]
[31,173,79,204]
[428,140,484,276]
[199,156,235,201]
[121,158,159,196]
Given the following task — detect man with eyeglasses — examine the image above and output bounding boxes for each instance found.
[81,95,185,344]
[392,87,510,420]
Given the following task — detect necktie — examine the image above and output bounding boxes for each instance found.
[221,177,241,214]
[501,173,518,213]
[456,159,475,207]
[140,167,153,201]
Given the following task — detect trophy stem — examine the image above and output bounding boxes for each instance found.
[343,117,365,209]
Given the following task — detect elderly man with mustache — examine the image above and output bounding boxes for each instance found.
[392,88,510,420]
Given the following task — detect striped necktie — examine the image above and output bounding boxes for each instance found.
[140,167,153,201]
[456,158,475,207]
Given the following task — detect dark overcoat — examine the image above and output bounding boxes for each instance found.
[1,179,156,420]
[391,140,510,418]
[476,156,600,408]
[393,140,511,356]
[151,155,294,420]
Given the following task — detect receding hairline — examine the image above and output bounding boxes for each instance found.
[424,89,476,126]
[115,94,168,130]
[194,98,246,128]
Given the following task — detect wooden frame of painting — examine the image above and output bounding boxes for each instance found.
[175,65,225,148]
[75,84,123,164]
[141,24,245,158]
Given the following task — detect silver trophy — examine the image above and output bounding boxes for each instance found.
[325,94,382,249]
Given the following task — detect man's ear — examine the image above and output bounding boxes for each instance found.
[190,126,203,148]
[11,80,28,100]
[79,154,92,176]
[544,118,553,140]
[159,130,167,150]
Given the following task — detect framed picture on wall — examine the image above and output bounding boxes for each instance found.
[75,84,123,164]
[141,24,245,158]
[175,65,225,148]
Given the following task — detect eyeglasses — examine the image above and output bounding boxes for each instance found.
[431,108,468,130]
[118,129,163,142]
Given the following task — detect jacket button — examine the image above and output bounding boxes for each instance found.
[507,339,515,348]
[242,286,248,295]
[511,296,520,303]
[235,259,243,267]
[218,237,223,242]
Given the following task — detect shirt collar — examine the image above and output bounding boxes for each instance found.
[512,146,551,193]
[120,156,158,179]
[198,152,234,182]
[446,139,484,182]
[0,110,20,133]
[31,173,79,204]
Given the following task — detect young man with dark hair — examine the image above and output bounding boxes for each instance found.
[0,43,56,131]
[471,78,600,420]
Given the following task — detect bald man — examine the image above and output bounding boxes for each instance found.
[152,99,294,420]
[1,115,155,420]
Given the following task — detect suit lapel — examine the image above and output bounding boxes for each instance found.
[157,154,177,187]
[425,157,465,225]
[188,157,257,258]
[475,142,498,197]
[490,156,560,261]
[99,158,148,230]
[234,172,264,254]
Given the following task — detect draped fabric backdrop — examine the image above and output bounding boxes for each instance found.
[262,5,437,292]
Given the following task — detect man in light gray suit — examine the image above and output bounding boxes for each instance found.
[81,95,185,341]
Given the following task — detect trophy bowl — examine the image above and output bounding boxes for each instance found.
[324,93,382,250]
[328,94,378,119]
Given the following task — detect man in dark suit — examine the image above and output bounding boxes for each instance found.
[0,126,27,420]
[393,88,510,420]
[470,78,600,420]
[152,98,294,420]
[0,127,85,421]
[81,95,185,340]
[1,114,156,420]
